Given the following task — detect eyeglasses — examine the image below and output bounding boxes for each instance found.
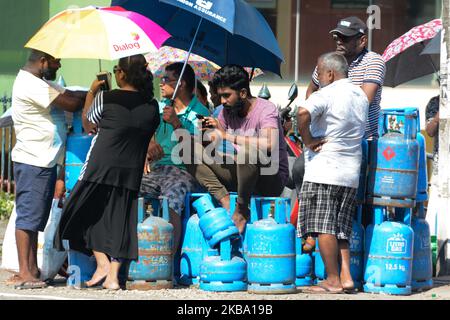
[161,76,178,84]
[332,33,362,43]
[113,65,122,73]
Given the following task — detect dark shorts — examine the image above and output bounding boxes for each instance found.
[297,181,356,240]
[14,162,57,232]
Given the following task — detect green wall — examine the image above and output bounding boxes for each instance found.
[0,0,50,95]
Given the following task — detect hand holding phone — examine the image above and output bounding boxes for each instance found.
[96,71,112,91]
[196,114,214,129]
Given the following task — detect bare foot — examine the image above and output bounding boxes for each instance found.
[86,265,110,287]
[102,277,121,290]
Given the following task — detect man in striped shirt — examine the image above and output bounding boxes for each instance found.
[306,16,385,140]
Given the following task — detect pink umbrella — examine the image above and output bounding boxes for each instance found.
[382,19,441,87]
[145,46,263,81]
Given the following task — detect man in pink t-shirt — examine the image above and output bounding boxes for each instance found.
[188,65,289,233]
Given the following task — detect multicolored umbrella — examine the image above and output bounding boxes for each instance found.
[146,46,263,81]
[25,6,170,60]
[382,19,441,87]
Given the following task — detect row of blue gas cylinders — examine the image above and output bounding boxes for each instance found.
[64,108,433,294]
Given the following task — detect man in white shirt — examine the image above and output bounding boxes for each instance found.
[297,52,368,294]
[9,49,85,289]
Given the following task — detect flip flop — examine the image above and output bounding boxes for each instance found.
[343,287,357,294]
[14,280,48,290]
[302,283,344,294]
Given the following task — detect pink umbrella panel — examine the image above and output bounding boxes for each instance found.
[145,46,263,81]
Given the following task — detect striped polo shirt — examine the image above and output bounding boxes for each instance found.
[312,48,386,140]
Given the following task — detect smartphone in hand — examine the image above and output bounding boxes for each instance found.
[96,71,112,91]
[196,114,213,128]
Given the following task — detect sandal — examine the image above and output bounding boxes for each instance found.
[302,283,344,294]
[14,280,48,290]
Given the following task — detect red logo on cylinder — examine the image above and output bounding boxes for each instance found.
[383,146,396,161]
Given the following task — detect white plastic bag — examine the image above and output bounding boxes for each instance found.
[1,204,18,272]
[40,199,69,281]
[0,199,69,280]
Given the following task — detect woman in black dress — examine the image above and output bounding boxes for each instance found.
[55,54,160,290]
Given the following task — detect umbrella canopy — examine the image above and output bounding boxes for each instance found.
[421,29,441,55]
[382,19,441,87]
[146,46,263,81]
[111,0,284,76]
[25,6,170,60]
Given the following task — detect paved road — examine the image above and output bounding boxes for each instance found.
[1,220,450,300]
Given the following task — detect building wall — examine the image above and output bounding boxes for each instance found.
[0,0,49,94]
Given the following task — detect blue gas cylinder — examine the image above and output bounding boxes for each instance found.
[179,193,218,286]
[127,197,174,290]
[193,195,239,248]
[66,250,97,288]
[350,206,365,289]
[295,237,313,287]
[65,111,93,193]
[313,240,326,284]
[356,139,369,204]
[364,208,414,295]
[367,108,419,208]
[411,203,433,291]
[199,239,247,292]
[247,197,296,294]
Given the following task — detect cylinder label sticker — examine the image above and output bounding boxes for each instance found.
[383,146,396,161]
[386,233,407,254]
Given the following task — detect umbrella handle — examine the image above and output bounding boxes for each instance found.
[171,17,204,101]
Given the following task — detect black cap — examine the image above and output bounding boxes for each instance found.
[330,16,368,37]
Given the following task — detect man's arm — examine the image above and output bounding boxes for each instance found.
[306,81,319,99]
[296,107,326,152]
[426,112,439,137]
[361,83,379,104]
[53,90,86,112]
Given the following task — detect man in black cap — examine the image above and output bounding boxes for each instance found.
[305,16,385,141]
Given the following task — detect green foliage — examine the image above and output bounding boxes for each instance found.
[0,192,14,221]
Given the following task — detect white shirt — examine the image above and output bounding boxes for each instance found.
[302,78,369,189]
[11,70,67,168]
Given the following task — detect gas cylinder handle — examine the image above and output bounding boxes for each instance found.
[356,205,363,224]
[274,198,288,224]
[137,197,145,223]
[159,196,170,222]
[250,197,261,223]
[381,108,418,139]
[72,111,83,134]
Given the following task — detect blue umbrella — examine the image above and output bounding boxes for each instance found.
[110,0,284,76]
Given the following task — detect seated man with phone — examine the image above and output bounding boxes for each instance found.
[139,62,210,254]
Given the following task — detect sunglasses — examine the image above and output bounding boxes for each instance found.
[161,76,178,84]
[332,33,363,43]
[113,65,122,73]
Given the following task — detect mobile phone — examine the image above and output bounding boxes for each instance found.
[96,71,112,91]
[195,114,213,128]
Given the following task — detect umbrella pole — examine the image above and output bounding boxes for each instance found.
[165,17,204,133]
[171,17,204,102]
[250,67,255,82]
[99,59,102,72]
